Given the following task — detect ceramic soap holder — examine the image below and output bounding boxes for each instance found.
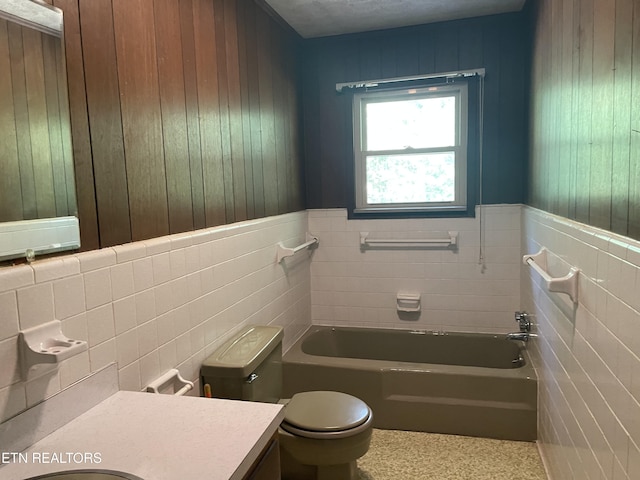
[19,320,87,379]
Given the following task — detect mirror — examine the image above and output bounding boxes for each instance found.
[0,0,79,262]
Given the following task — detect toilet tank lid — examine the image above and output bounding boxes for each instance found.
[201,325,284,378]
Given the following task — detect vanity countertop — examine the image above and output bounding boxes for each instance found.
[0,391,285,480]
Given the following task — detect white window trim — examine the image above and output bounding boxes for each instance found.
[353,83,469,214]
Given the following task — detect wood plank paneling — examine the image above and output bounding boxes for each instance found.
[223,0,247,222]
[272,23,289,213]
[54,0,99,250]
[178,0,206,230]
[78,0,131,246]
[154,0,195,234]
[245,1,266,218]
[589,0,615,230]
[0,19,22,221]
[302,11,531,210]
[1,15,80,225]
[23,27,56,218]
[193,0,226,227]
[113,0,169,241]
[42,33,68,216]
[236,0,255,219]
[2,0,303,251]
[8,22,37,219]
[529,0,640,241]
[213,0,235,223]
[256,6,278,217]
[611,0,633,235]
[630,0,640,238]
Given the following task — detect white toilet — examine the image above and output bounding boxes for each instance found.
[201,325,373,480]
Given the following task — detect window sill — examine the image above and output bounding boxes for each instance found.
[350,206,475,220]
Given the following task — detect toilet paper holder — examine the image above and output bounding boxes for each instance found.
[146,368,194,396]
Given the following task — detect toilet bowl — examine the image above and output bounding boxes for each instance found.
[201,325,373,480]
[278,391,372,480]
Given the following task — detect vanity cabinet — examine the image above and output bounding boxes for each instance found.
[242,433,281,480]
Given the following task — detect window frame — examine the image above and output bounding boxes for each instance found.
[352,83,469,214]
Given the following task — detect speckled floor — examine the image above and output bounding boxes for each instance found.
[357,429,548,480]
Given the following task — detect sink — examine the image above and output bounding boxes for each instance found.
[25,470,144,480]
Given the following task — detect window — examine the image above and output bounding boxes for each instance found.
[353,83,469,214]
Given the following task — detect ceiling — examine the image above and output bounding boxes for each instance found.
[264,0,527,39]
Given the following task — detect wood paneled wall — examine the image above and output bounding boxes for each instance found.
[53,0,304,250]
[529,0,640,239]
[0,18,76,222]
[300,11,531,210]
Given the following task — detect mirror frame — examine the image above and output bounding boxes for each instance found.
[0,0,62,37]
[0,0,81,263]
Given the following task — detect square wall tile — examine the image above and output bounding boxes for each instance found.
[116,329,139,368]
[110,263,135,301]
[25,372,61,407]
[152,253,171,285]
[86,304,115,347]
[118,361,141,392]
[0,291,19,341]
[77,249,116,273]
[0,336,20,389]
[84,268,112,310]
[17,282,55,330]
[137,320,158,357]
[61,312,88,343]
[53,275,86,320]
[113,296,137,335]
[132,257,154,292]
[32,257,80,283]
[135,290,156,326]
[0,384,27,423]
[0,265,34,294]
[59,352,90,389]
[89,340,116,372]
[113,242,146,264]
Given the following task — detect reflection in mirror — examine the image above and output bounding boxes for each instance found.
[0,0,80,262]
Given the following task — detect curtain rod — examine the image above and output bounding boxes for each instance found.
[335,68,486,93]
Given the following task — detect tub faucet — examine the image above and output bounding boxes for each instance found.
[508,311,536,343]
[507,332,531,342]
[514,311,531,333]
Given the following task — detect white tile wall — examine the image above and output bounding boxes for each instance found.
[6,202,636,480]
[308,206,522,333]
[522,206,640,480]
[0,212,311,423]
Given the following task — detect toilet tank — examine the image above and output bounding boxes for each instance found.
[201,325,284,403]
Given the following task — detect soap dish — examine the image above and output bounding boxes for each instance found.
[19,320,88,379]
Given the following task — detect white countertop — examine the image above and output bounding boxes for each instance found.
[0,391,285,480]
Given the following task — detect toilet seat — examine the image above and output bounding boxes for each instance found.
[281,391,372,439]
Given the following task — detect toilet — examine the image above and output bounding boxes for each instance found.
[201,325,373,480]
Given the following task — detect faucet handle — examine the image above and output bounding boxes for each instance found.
[514,311,531,332]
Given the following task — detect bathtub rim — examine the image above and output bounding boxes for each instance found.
[284,325,537,381]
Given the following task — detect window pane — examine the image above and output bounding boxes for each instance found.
[366,152,455,204]
[365,96,456,151]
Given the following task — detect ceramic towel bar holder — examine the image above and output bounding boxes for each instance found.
[146,369,194,396]
[276,233,319,263]
[523,247,579,304]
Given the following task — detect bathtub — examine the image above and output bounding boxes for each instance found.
[282,326,537,441]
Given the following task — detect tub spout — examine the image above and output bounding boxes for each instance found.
[507,332,535,343]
